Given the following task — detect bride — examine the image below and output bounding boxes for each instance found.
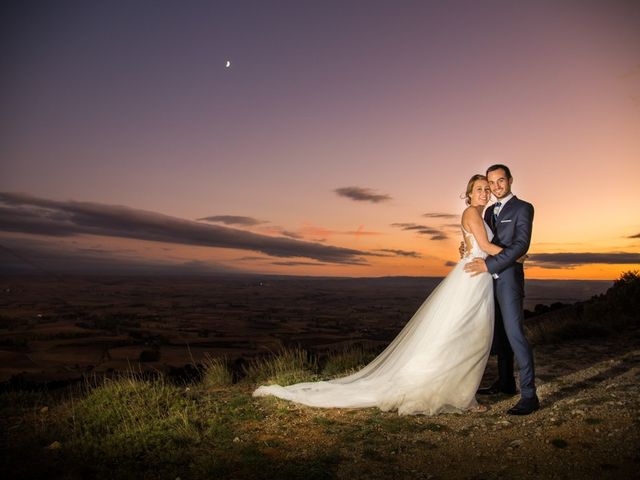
[253,174,502,415]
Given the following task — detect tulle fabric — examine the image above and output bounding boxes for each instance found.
[253,224,494,415]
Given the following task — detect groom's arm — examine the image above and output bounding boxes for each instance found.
[485,202,534,275]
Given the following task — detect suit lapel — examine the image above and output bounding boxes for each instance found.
[497,196,517,221]
[487,203,497,232]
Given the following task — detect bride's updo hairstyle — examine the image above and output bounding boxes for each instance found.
[462,174,487,206]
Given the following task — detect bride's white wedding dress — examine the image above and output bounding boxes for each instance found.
[253,223,494,415]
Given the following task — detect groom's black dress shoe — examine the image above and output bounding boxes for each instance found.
[477,380,517,396]
[507,395,540,416]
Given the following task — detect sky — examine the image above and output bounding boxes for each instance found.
[1,0,639,280]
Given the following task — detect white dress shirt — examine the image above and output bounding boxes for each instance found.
[493,192,514,216]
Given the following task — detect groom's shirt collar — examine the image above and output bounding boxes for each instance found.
[495,193,514,207]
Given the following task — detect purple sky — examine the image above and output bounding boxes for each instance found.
[1,1,639,278]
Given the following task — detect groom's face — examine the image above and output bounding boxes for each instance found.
[487,168,513,200]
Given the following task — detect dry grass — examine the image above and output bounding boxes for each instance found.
[200,353,234,388]
[242,346,320,386]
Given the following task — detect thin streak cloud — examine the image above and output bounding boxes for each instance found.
[375,249,422,258]
[271,261,332,266]
[258,226,304,239]
[422,213,458,219]
[528,252,640,269]
[334,187,392,203]
[198,215,264,226]
[390,222,449,241]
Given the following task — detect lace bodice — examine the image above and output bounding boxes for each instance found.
[461,222,493,259]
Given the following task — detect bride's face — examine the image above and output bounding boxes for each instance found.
[470,180,491,207]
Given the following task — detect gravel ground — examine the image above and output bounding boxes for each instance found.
[247,327,640,479]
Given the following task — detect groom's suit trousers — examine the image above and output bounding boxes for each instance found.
[493,264,536,398]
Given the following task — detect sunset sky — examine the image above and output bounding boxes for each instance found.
[1,0,639,280]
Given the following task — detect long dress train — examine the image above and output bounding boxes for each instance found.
[253,223,494,415]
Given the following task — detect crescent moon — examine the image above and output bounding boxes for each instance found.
[225,60,231,68]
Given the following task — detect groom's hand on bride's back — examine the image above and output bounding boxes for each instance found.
[464,258,488,276]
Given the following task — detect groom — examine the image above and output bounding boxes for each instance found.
[464,164,539,415]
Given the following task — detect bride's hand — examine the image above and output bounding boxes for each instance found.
[464,258,488,276]
[516,254,528,264]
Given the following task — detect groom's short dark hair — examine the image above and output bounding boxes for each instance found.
[486,164,512,179]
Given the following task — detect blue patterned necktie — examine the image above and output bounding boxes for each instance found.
[493,202,502,222]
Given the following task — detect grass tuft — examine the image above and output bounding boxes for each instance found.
[62,370,202,477]
[243,346,319,386]
[321,344,378,377]
[200,354,233,388]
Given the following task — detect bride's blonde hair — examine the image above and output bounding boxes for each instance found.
[462,174,487,206]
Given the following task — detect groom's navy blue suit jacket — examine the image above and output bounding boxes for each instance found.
[484,195,537,398]
[483,196,534,274]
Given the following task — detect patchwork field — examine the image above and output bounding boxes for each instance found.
[0,274,609,385]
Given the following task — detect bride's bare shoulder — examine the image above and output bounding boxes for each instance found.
[462,206,481,219]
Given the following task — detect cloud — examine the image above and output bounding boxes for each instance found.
[528,252,640,269]
[298,224,336,239]
[627,233,640,239]
[390,222,449,241]
[258,225,303,239]
[198,215,264,226]
[297,223,383,241]
[442,223,463,231]
[422,213,458,219]
[0,192,369,265]
[375,248,422,258]
[334,187,392,203]
[0,235,239,275]
[199,216,306,241]
[391,223,439,234]
[444,260,457,267]
[271,261,332,266]
[345,225,384,238]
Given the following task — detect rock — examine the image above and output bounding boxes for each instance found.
[233,437,240,443]
[40,406,49,414]
[509,439,524,448]
[47,441,61,450]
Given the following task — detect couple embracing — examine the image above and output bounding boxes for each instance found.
[254,164,540,416]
